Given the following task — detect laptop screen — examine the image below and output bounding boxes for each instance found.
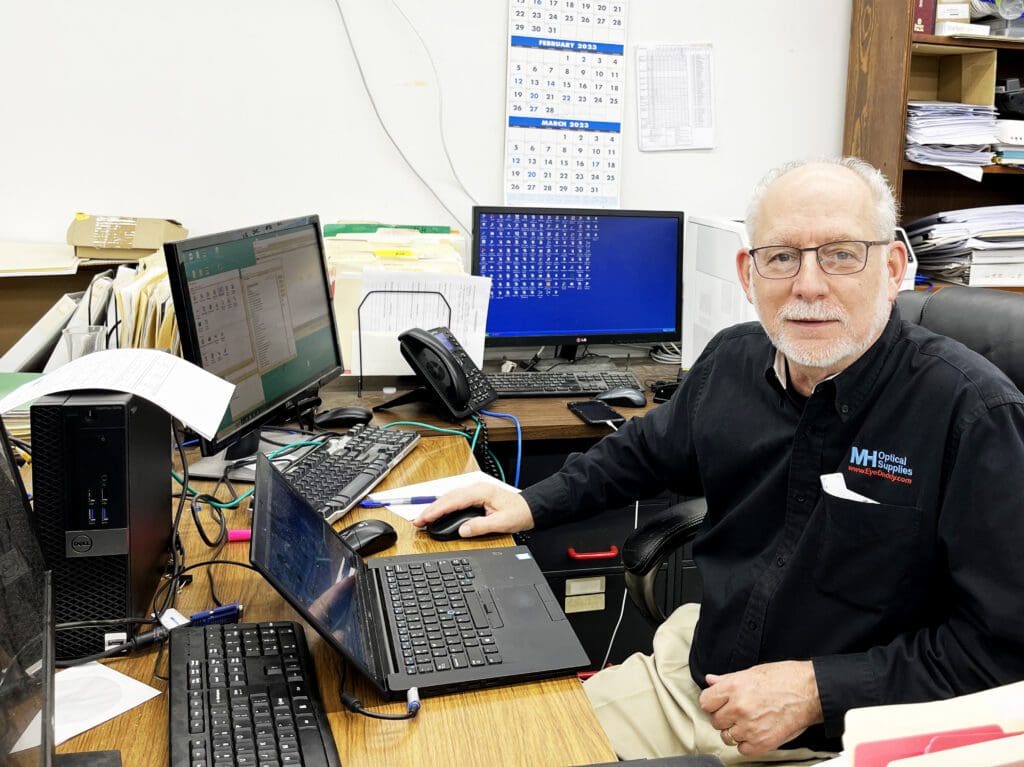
[250,454,375,679]
[0,416,51,765]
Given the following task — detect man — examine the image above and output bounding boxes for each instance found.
[416,158,1024,764]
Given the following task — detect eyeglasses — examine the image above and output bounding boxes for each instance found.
[749,240,890,279]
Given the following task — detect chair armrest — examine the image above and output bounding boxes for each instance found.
[622,498,706,625]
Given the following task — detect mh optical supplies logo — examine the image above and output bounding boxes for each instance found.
[848,445,914,485]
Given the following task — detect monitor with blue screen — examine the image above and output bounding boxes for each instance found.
[472,206,684,360]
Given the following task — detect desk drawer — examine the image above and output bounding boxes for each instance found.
[517,496,675,572]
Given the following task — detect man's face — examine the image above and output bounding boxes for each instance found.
[737,165,906,378]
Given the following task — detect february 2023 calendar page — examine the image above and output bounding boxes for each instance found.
[504,0,628,208]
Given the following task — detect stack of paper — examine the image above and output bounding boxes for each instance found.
[905,101,999,181]
[904,205,1024,286]
[324,223,467,274]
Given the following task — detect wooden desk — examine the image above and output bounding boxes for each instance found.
[320,361,676,442]
[57,436,615,766]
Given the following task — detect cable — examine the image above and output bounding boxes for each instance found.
[56,617,160,631]
[478,409,522,487]
[56,626,170,668]
[603,421,619,432]
[331,0,471,233]
[338,658,421,720]
[598,500,640,671]
[389,0,479,207]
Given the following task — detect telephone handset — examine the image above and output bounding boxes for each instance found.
[396,327,498,420]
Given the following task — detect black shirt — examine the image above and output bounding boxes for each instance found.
[522,307,1024,750]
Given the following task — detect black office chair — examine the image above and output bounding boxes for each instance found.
[623,286,1024,625]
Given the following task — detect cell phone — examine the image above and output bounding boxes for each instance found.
[567,400,626,426]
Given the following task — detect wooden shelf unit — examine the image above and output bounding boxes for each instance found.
[844,1,1024,225]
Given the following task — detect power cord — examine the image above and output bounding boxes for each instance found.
[56,625,170,668]
[337,658,421,720]
[598,499,640,670]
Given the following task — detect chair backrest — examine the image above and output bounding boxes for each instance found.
[896,287,1024,393]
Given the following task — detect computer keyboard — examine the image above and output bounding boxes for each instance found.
[284,423,420,524]
[168,621,341,767]
[384,558,503,675]
[484,370,644,397]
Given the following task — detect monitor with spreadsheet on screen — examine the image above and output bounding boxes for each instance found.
[472,206,684,360]
[164,215,343,479]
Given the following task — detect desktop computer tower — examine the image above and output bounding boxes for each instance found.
[31,392,171,660]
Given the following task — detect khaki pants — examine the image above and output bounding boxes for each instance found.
[583,603,837,766]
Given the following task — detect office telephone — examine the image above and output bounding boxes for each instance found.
[396,327,498,420]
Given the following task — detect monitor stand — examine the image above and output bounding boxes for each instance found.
[555,343,582,362]
[186,431,321,484]
[372,386,430,413]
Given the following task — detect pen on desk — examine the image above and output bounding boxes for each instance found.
[359,496,438,508]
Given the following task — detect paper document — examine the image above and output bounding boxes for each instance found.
[12,662,160,751]
[820,473,879,504]
[636,43,715,151]
[0,241,79,277]
[0,348,234,441]
[340,269,491,376]
[369,470,519,522]
[843,679,1024,752]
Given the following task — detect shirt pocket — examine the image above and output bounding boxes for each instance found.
[814,494,922,611]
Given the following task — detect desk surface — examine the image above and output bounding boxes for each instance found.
[55,436,615,767]
[322,361,675,442]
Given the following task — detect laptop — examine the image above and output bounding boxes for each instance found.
[250,452,589,698]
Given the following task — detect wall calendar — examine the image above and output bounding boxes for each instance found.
[504,0,629,208]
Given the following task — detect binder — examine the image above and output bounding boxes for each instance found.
[0,292,81,373]
[42,270,114,371]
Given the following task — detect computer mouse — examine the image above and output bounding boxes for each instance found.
[593,386,647,408]
[336,518,397,556]
[313,406,373,429]
[424,507,487,541]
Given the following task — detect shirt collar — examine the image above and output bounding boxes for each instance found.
[762,303,903,420]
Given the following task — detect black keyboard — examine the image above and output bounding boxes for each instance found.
[485,370,643,397]
[168,621,341,767]
[284,423,420,524]
[383,558,503,675]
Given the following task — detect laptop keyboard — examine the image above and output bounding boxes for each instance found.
[485,369,643,397]
[168,621,340,767]
[384,559,502,675]
[284,423,420,524]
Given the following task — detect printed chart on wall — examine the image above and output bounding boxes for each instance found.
[636,43,715,152]
[504,0,629,208]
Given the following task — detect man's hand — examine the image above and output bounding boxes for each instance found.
[414,483,534,538]
[698,660,823,755]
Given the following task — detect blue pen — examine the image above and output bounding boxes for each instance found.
[359,495,437,508]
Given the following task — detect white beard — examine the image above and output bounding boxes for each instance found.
[752,278,892,371]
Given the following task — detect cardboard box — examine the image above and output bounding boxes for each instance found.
[66,213,187,261]
[935,0,970,25]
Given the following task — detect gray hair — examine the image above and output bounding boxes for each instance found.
[744,156,899,242]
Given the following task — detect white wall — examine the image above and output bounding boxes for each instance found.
[0,0,852,243]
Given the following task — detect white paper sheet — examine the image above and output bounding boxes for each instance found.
[0,348,234,441]
[354,270,491,374]
[636,43,715,151]
[820,473,879,504]
[12,662,160,751]
[367,470,520,522]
